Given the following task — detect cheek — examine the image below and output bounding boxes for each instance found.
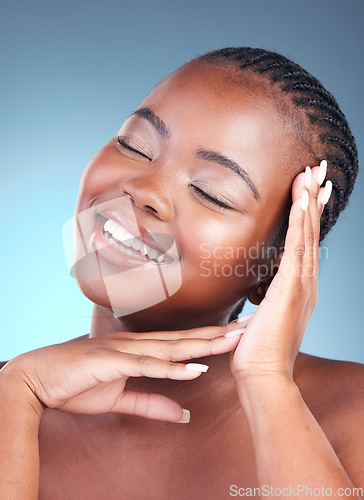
[179,215,260,289]
[181,216,235,262]
[76,147,127,212]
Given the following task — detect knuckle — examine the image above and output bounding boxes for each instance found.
[137,355,151,366]
[168,351,179,363]
[165,339,182,362]
[310,189,319,201]
[307,231,315,247]
[167,339,180,345]
[294,245,305,262]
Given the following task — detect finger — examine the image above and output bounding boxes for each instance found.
[291,170,306,203]
[112,389,188,423]
[318,180,333,216]
[62,380,189,423]
[106,322,244,342]
[278,194,306,280]
[308,164,325,275]
[303,195,314,280]
[302,167,316,279]
[314,159,331,216]
[91,349,209,381]
[228,312,254,328]
[106,332,244,363]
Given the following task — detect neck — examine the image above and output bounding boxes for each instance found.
[89,304,240,413]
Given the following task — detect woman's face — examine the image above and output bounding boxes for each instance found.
[74,62,302,330]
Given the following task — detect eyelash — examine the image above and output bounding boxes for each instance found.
[116,137,232,211]
[117,136,152,161]
[191,185,233,211]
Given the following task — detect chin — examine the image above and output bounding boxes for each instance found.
[75,277,112,310]
[74,266,182,319]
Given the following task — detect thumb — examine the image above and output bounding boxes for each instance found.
[291,170,306,203]
[111,389,189,423]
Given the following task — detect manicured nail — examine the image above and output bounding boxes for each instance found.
[224,327,246,338]
[321,180,333,205]
[177,409,190,424]
[185,363,209,372]
[235,312,254,324]
[305,166,312,190]
[317,160,327,186]
[301,190,309,211]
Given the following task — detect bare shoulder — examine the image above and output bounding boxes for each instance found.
[294,352,364,482]
[294,351,364,410]
[294,352,364,392]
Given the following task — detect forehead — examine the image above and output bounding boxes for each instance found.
[138,62,296,183]
[144,62,278,124]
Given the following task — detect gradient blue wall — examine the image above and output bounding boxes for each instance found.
[1,0,363,362]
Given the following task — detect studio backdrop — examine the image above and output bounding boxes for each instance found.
[1,0,363,363]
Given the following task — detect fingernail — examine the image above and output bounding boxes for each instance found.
[185,363,209,372]
[305,166,312,190]
[321,180,332,205]
[224,327,246,338]
[317,160,327,186]
[301,190,309,211]
[235,312,254,324]
[177,409,190,424]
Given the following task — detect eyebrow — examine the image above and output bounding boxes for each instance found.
[131,107,170,138]
[130,107,260,201]
[196,149,260,201]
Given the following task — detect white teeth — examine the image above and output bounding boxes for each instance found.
[122,245,137,257]
[122,232,135,245]
[109,220,119,233]
[103,219,130,244]
[101,217,172,264]
[104,219,112,232]
[114,226,127,242]
[148,249,158,260]
[131,239,143,252]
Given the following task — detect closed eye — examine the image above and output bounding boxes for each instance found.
[191,185,233,211]
[117,136,152,161]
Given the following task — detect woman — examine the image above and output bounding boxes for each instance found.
[0,48,363,499]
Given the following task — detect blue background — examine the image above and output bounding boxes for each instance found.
[1,0,363,362]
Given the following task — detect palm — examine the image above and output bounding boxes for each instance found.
[230,165,325,380]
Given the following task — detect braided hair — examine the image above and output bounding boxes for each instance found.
[187,47,358,321]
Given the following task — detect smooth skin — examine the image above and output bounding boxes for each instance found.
[0,62,363,499]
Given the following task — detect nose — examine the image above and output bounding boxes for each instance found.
[119,174,174,221]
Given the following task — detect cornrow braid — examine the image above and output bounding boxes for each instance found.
[195,47,358,241]
[191,47,358,321]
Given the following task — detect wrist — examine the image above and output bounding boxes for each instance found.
[0,361,46,423]
[234,368,295,389]
[234,371,299,410]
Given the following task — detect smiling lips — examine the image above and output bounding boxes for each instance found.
[101,218,171,263]
[93,209,175,266]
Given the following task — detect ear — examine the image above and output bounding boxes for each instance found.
[247,259,281,305]
[248,281,269,305]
